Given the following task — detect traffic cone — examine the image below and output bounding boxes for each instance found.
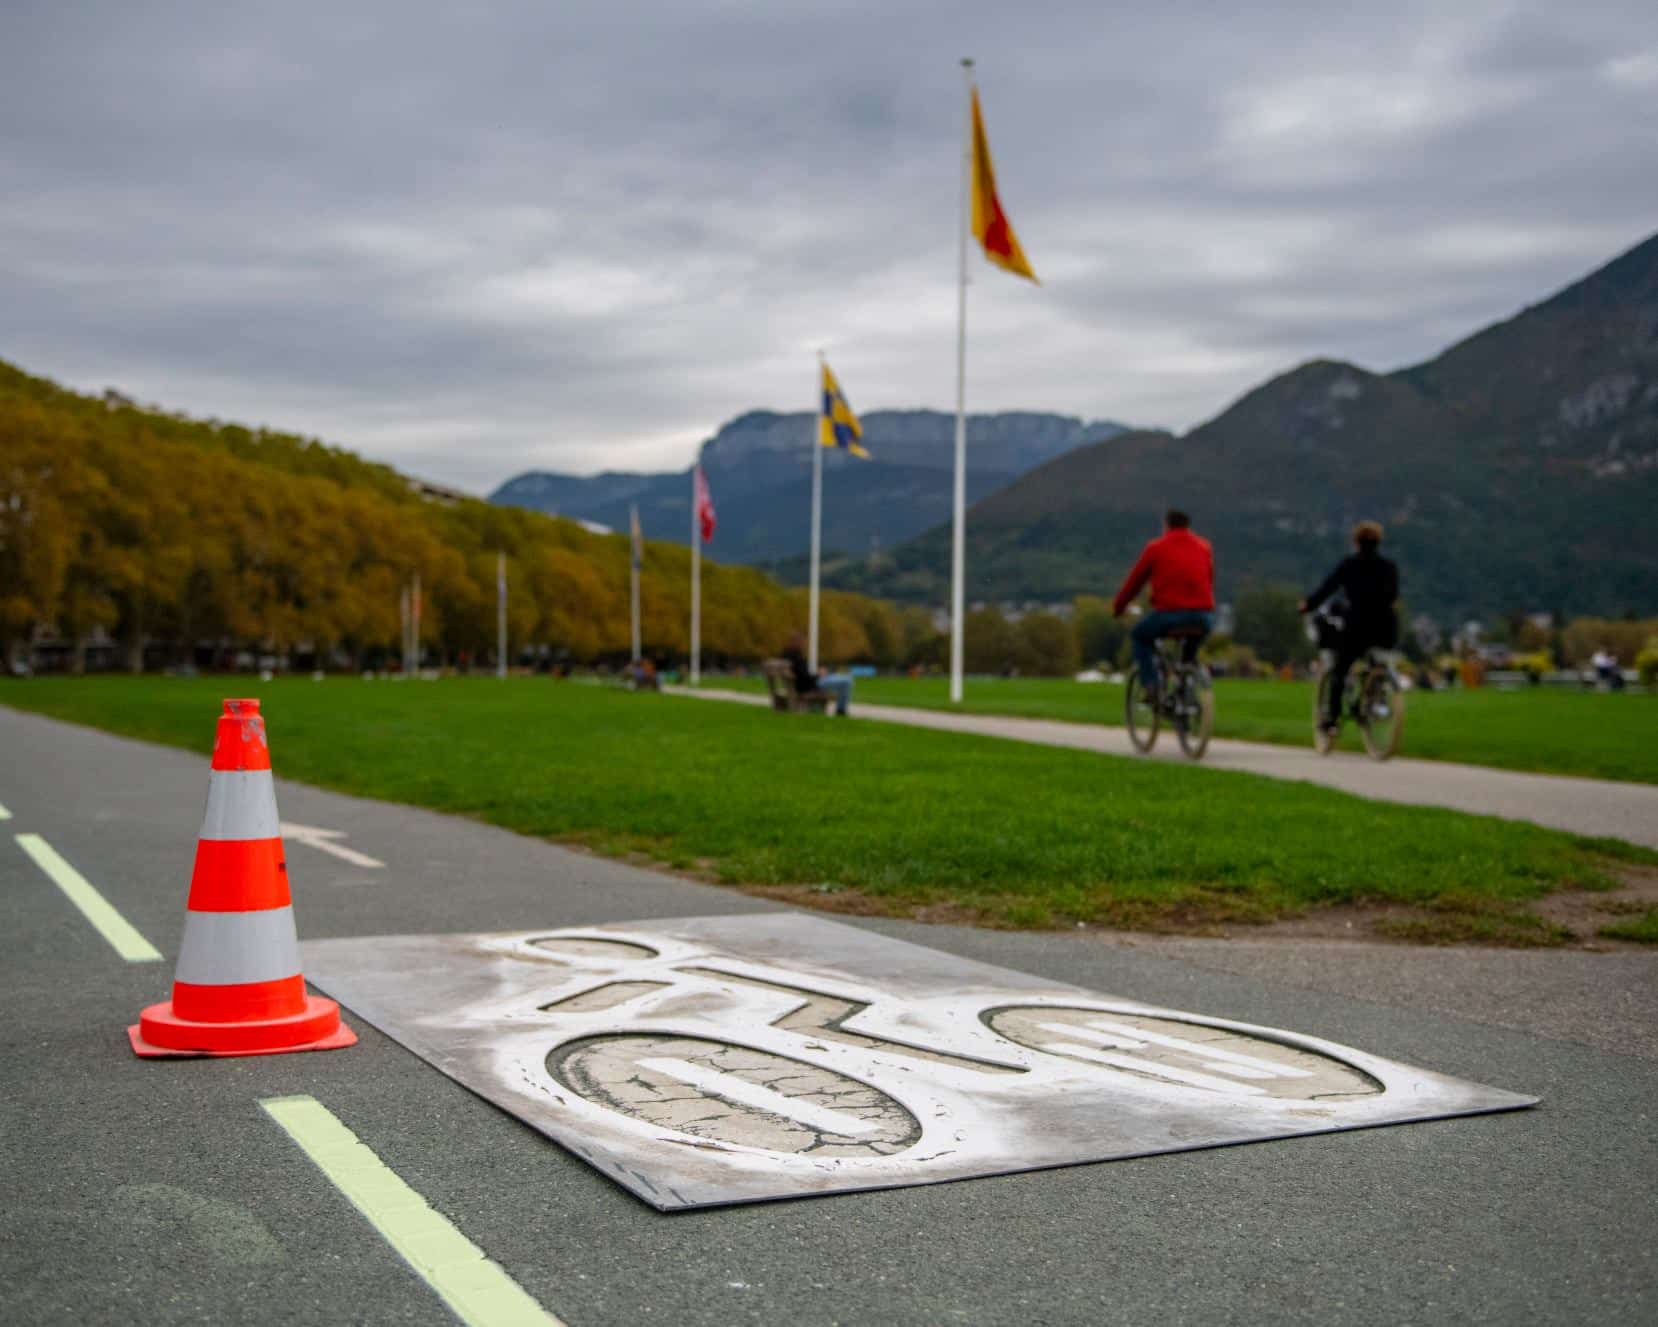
[128,698,356,1058]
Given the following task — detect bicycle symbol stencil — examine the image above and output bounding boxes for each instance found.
[304,914,1535,1209]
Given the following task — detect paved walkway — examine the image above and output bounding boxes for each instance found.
[4,703,1655,1324]
[672,687,1658,849]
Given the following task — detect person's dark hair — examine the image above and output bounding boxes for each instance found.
[1165,509,1191,530]
[1353,520,1383,550]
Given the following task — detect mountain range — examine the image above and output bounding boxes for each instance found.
[813,231,1658,622]
[490,409,1129,564]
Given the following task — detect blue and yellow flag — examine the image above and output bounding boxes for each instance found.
[819,361,868,458]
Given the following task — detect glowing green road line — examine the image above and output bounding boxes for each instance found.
[260,1096,565,1327]
[15,833,161,962]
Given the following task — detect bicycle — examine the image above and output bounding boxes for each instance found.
[1124,626,1214,760]
[1307,605,1405,761]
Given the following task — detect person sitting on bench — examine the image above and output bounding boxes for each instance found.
[783,632,852,716]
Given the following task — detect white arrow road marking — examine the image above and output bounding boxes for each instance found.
[280,822,385,869]
[639,1057,879,1135]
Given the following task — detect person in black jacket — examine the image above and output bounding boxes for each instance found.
[1299,521,1399,733]
[782,632,853,715]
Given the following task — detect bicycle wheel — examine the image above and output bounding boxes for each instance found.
[1176,665,1214,760]
[1313,669,1337,755]
[1124,670,1160,752]
[1358,668,1405,761]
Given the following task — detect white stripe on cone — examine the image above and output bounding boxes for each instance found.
[174,907,301,986]
[199,770,282,841]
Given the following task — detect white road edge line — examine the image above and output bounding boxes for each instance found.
[280,822,386,869]
[260,1095,565,1327]
[639,1056,879,1135]
[14,833,161,962]
[0,801,11,820]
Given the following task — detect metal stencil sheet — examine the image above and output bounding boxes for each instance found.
[303,914,1537,1211]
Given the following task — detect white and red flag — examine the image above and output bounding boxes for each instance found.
[693,464,716,543]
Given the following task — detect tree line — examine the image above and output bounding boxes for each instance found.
[1,363,959,672]
[8,360,1644,681]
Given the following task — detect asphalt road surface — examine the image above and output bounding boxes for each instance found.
[4,703,1655,1326]
[675,687,1658,849]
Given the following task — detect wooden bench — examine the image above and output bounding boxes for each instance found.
[761,658,830,714]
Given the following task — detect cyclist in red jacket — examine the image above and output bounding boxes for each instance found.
[1112,509,1215,700]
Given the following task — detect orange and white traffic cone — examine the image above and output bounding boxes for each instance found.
[128,698,356,1058]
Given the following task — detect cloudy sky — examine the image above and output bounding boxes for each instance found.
[3,1,1655,492]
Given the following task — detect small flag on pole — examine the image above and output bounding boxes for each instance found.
[969,85,1037,283]
[630,504,644,569]
[693,465,716,542]
[819,360,869,458]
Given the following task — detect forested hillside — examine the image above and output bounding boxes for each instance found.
[0,363,918,670]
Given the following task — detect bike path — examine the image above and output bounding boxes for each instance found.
[2,704,1655,1325]
[671,688,1658,849]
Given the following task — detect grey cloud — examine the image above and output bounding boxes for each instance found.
[2,0,1655,491]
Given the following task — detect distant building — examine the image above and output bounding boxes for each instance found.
[406,476,471,506]
[1411,614,1443,653]
[1451,620,1484,654]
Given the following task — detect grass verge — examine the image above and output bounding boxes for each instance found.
[4,677,1652,936]
[1599,909,1658,943]
[1371,895,1576,948]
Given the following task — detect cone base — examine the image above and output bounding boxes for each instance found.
[130,994,356,1058]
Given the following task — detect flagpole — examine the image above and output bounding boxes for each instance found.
[496,550,507,679]
[949,57,973,705]
[809,356,824,675]
[629,504,641,665]
[690,473,701,686]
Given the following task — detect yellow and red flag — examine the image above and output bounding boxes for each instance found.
[969,86,1037,283]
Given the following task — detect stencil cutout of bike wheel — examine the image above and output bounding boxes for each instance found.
[985,1006,1382,1100]
[550,1034,919,1156]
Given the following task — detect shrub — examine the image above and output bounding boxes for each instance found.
[1637,637,1658,690]
[1200,636,1261,678]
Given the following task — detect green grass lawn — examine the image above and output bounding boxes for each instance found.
[699,674,1658,784]
[5,676,1651,943]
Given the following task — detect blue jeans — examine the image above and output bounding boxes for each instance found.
[1131,611,1213,690]
[819,674,852,715]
